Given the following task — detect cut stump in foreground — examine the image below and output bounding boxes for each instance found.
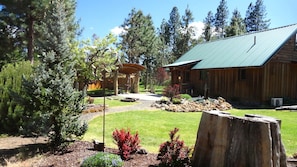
[192,110,287,167]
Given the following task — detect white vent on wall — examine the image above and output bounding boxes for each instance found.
[271,98,283,107]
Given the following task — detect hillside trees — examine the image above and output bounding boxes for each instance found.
[20,0,87,149]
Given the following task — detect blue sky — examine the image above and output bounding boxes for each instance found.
[75,0,297,40]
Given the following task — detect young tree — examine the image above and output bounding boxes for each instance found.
[214,0,229,38]
[226,9,246,37]
[21,0,87,149]
[245,0,270,32]
[203,11,215,41]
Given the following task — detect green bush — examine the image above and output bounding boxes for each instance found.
[0,61,32,134]
[180,94,192,100]
[81,152,123,167]
[172,97,182,104]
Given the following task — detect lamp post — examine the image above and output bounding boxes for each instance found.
[88,47,120,151]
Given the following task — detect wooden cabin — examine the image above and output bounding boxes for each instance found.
[165,24,297,105]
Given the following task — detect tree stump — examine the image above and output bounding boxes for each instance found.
[192,110,287,167]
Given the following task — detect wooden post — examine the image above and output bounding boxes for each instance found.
[192,111,287,167]
[114,70,118,95]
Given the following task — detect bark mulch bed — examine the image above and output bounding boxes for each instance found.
[0,139,159,167]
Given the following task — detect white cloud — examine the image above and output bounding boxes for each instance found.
[110,26,126,36]
[189,21,205,39]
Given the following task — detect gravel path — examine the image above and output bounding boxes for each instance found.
[80,93,161,122]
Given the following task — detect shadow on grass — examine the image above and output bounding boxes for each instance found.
[0,142,50,166]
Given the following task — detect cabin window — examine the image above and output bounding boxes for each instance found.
[238,69,246,80]
[200,70,207,80]
[184,71,190,82]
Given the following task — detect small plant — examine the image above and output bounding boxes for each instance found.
[81,152,123,167]
[172,97,182,104]
[157,128,192,167]
[163,84,180,101]
[112,128,140,160]
[180,94,192,100]
[86,96,95,104]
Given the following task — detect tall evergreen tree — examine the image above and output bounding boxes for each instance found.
[21,0,87,149]
[179,6,196,55]
[0,0,49,64]
[245,0,270,32]
[214,0,229,38]
[226,9,246,37]
[166,6,183,60]
[203,11,215,41]
[120,8,147,64]
[157,19,173,65]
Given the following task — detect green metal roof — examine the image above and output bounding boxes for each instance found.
[168,24,297,70]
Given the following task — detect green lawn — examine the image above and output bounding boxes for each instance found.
[85,96,138,107]
[83,109,297,156]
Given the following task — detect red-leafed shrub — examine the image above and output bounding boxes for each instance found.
[157,128,192,167]
[112,128,140,160]
[163,84,180,101]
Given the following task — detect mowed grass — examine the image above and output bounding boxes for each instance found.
[83,109,297,155]
[83,110,202,153]
[86,97,138,107]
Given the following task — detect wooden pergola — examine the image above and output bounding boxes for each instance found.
[114,63,145,95]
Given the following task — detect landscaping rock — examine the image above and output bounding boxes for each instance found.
[152,97,232,112]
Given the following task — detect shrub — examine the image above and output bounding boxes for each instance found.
[180,94,192,100]
[157,128,192,167]
[112,128,140,160]
[0,61,32,134]
[163,84,180,101]
[172,97,182,104]
[81,152,123,167]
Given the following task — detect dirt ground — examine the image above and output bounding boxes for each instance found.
[0,137,160,167]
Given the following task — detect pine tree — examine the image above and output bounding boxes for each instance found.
[203,11,215,41]
[179,6,196,55]
[167,6,183,60]
[214,0,229,38]
[157,19,173,65]
[0,0,49,64]
[21,0,87,149]
[245,0,270,32]
[226,9,246,37]
[120,8,147,64]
